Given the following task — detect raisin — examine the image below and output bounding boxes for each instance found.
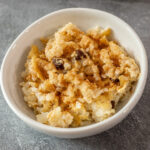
[52,58,64,70]
[111,100,115,109]
[111,78,119,83]
[75,50,86,60]
[114,79,119,83]
[56,91,61,96]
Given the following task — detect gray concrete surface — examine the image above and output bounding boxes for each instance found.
[0,0,150,149]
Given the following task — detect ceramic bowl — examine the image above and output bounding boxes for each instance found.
[0,8,148,138]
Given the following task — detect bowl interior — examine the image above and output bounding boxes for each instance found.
[1,9,146,122]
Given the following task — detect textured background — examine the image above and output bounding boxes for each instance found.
[0,0,150,150]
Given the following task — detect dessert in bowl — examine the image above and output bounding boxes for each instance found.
[0,8,148,138]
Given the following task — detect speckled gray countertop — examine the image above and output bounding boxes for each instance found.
[0,0,150,149]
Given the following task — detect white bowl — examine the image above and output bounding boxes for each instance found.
[0,8,148,138]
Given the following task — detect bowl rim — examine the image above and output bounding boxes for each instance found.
[0,8,148,135]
